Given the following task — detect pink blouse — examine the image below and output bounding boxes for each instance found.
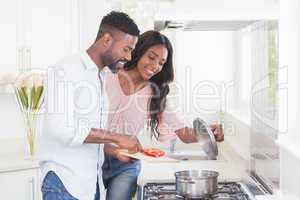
[104,70,185,142]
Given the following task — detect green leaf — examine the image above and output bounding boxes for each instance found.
[31,87,36,110]
[18,87,29,109]
[32,86,44,110]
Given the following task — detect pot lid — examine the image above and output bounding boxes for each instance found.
[193,118,218,158]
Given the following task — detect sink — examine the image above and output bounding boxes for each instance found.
[168,150,217,161]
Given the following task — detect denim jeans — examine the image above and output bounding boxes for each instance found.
[42,171,100,200]
[102,155,141,200]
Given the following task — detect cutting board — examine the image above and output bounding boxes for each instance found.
[117,149,179,163]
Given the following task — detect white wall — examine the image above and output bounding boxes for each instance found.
[167,30,236,125]
[279,0,300,198]
[162,29,252,166]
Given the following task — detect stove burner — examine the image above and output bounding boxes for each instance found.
[143,182,250,200]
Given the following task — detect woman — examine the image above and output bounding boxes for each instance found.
[102,31,224,200]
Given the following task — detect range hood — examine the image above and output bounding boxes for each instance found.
[154,20,257,31]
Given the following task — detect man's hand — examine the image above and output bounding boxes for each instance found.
[115,135,143,154]
[210,124,224,142]
[104,144,136,163]
[115,151,133,163]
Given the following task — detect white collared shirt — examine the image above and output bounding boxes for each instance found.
[38,52,109,200]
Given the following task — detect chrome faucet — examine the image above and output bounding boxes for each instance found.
[169,138,177,153]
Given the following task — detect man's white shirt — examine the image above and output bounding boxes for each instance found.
[38,52,109,200]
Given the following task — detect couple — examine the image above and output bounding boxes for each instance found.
[39,11,224,200]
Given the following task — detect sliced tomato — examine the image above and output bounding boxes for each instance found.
[143,148,165,158]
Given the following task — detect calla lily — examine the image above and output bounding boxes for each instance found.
[14,72,45,111]
[23,74,34,89]
[12,71,45,157]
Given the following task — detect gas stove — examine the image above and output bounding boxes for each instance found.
[140,182,257,200]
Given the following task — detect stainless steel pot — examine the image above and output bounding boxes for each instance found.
[193,118,218,159]
[175,170,219,198]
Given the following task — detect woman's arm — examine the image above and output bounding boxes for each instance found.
[175,127,198,143]
[156,103,224,143]
[175,124,224,144]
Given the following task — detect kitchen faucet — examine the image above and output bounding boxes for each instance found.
[169,138,177,153]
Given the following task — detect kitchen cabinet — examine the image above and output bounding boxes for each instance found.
[0,0,107,74]
[0,0,78,93]
[28,0,79,69]
[0,0,81,74]
[0,168,41,200]
[0,0,108,94]
[0,0,18,75]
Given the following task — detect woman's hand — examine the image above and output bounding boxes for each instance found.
[176,123,224,143]
[210,124,224,142]
[175,127,198,143]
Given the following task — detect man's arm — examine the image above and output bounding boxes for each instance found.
[44,66,142,152]
[84,128,142,152]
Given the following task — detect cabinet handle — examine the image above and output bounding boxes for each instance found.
[21,47,25,72]
[17,48,23,72]
[17,48,21,71]
[25,47,31,70]
[28,48,31,70]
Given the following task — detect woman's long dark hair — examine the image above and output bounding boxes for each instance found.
[124,30,174,139]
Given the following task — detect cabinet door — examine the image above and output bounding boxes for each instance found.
[0,0,18,74]
[27,0,79,69]
[0,169,40,200]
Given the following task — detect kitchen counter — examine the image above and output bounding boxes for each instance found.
[0,154,39,173]
[0,138,39,173]
[137,141,250,186]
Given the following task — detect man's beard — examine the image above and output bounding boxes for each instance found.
[107,59,128,73]
[101,49,126,73]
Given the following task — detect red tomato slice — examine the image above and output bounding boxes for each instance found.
[143,148,165,158]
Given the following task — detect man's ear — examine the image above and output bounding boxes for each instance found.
[102,33,113,48]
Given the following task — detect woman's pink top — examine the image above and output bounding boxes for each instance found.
[104,70,185,142]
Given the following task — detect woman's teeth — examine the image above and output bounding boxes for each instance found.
[145,69,154,76]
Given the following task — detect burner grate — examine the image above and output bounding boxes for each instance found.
[143,182,251,200]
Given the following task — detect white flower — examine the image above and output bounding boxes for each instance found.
[24,75,34,88]
[14,74,27,88]
[14,72,44,89]
[32,73,43,87]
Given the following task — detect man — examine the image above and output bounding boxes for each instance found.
[39,11,141,200]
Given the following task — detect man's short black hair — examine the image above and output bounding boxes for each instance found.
[96,11,139,40]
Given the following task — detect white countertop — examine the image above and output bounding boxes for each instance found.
[137,141,250,186]
[0,154,39,173]
[0,138,39,173]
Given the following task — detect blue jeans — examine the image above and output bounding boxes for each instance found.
[102,155,141,200]
[42,171,100,200]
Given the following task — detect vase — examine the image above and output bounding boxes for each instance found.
[13,72,45,159]
[23,113,39,160]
